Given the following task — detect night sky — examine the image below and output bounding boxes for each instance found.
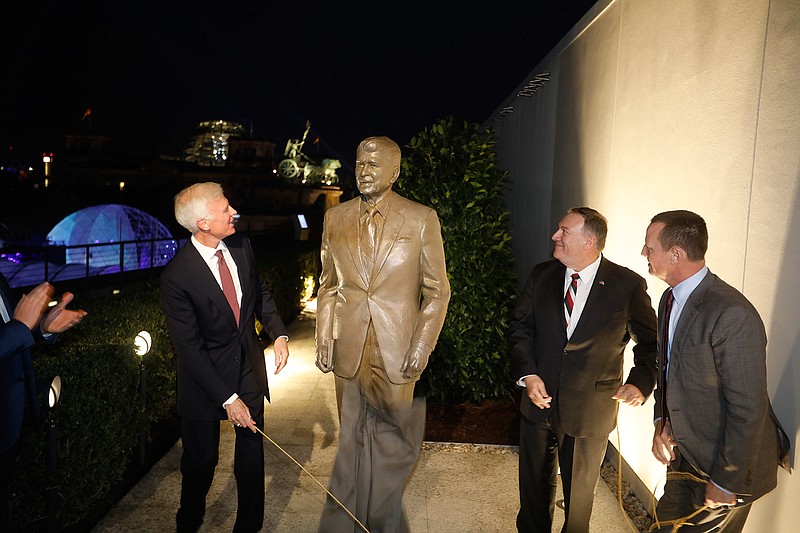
[2,1,597,166]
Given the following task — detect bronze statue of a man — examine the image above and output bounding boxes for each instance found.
[316,136,450,532]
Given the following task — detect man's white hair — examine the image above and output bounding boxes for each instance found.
[174,182,224,234]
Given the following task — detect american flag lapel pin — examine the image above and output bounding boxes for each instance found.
[599,280,605,285]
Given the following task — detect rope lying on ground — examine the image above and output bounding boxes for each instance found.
[253,426,370,533]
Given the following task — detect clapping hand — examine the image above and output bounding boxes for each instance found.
[40,291,87,334]
[14,282,54,331]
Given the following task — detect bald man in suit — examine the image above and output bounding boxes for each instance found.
[642,210,789,532]
[315,136,450,532]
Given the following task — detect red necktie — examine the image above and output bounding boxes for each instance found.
[564,273,580,329]
[215,249,240,326]
[659,289,675,422]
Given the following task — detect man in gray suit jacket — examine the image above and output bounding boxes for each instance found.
[642,209,789,532]
[509,207,657,533]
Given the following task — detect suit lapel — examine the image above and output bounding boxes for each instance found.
[670,302,697,374]
[374,195,404,276]
[569,257,608,340]
[343,192,405,285]
[227,238,247,330]
[548,262,568,335]
[0,272,14,321]
[670,271,714,370]
[343,201,371,287]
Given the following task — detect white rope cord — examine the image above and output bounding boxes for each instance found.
[254,426,370,533]
[611,412,711,533]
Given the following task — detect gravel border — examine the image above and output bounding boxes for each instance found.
[600,459,655,532]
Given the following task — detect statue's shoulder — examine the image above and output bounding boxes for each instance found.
[392,192,434,216]
[326,197,358,217]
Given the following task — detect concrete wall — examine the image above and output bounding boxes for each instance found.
[491,0,798,529]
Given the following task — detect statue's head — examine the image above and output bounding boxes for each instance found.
[355,136,401,202]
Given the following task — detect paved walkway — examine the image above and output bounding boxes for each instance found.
[92,304,634,532]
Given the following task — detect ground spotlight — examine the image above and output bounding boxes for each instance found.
[48,375,62,409]
[46,375,62,532]
[134,330,152,357]
[134,331,151,466]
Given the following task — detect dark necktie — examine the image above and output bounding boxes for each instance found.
[564,273,580,329]
[215,249,240,326]
[659,289,675,422]
[360,203,378,274]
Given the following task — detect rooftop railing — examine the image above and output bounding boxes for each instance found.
[1,238,187,289]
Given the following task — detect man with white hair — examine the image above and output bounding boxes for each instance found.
[161,182,289,533]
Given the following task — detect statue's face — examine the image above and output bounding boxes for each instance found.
[355,147,398,201]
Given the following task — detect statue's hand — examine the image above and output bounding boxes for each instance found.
[316,339,334,373]
[401,345,429,380]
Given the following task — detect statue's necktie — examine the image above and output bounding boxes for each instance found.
[360,203,378,274]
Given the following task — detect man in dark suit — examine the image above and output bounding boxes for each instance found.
[315,136,450,532]
[509,206,657,533]
[160,182,289,533]
[1,277,86,526]
[642,210,789,532]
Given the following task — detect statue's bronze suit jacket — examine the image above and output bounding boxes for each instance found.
[316,191,450,384]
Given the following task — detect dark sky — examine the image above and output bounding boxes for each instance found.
[2,1,597,165]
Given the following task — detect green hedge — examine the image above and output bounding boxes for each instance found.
[397,117,518,403]
[6,239,318,531]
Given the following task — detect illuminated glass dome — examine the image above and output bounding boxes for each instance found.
[47,204,177,272]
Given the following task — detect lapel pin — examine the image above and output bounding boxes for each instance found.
[599,280,605,285]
